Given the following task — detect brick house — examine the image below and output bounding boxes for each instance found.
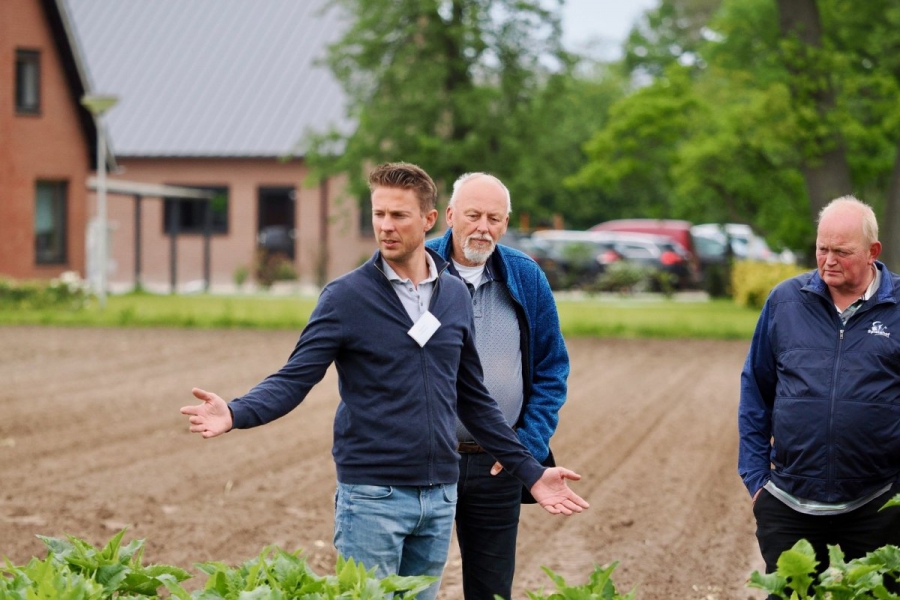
[64,0,374,292]
[0,0,105,281]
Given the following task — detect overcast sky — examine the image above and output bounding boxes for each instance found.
[559,0,659,59]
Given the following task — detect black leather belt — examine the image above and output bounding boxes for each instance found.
[457,442,485,454]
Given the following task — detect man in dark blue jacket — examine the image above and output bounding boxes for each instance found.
[181,162,588,600]
[739,196,900,580]
[426,172,569,600]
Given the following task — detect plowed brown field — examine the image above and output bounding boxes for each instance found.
[0,327,764,599]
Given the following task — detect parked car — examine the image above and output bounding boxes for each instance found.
[530,230,624,290]
[691,223,795,264]
[531,230,697,291]
[589,219,701,286]
[257,225,295,257]
[498,229,545,259]
[591,231,697,290]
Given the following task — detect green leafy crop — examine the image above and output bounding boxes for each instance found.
[186,548,436,599]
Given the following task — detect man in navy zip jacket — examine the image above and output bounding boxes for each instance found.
[739,196,900,583]
[181,162,588,600]
[426,173,569,600]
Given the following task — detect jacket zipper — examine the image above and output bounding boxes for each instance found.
[422,274,442,486]
[828,326,843,497]
[374,256,448,486]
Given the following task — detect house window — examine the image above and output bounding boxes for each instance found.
[35,181,67,264]
[163,186,229,234]
[358,196,374,236]
[15,49,41,114]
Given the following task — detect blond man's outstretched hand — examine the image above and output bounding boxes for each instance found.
[180,387,232,438]
[530,467,589,515]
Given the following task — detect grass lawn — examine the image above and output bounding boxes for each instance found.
[0,291,761,340]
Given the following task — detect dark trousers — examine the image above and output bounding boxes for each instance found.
[456,452,522,600]
[754,483,900,585]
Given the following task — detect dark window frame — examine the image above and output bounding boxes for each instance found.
[34,181,68,265]
[15,49,41,115]
[163,185,230,235]
[358,196,374,237]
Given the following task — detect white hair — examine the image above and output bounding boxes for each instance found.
[448,172,512,214]
[819,195,878,245]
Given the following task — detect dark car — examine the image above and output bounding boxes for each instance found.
[532,230,698,291]
[590,219,701,287]
[257,225,295,258]
[591,231,696,290]
[530,230,625,290]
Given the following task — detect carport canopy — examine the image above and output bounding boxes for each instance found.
[87,176,216,292]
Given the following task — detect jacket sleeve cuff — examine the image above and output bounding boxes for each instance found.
[511,458,545,490]
[743,471,770,498]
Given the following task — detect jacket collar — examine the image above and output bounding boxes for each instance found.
[366,247,451,280]
[803,261,897,305]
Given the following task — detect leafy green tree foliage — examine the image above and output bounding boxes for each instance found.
[508,62,630,229]
[571,0,900,258]
[623,0,722,77]
[821,0,900,267]
[567,65,698,221]
[305,0,568,201]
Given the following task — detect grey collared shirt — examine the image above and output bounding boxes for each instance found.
[453,261,523,443]
[836,265,881,325]
[382,254,439,322]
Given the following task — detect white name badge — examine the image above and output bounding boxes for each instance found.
[408,311,441,347]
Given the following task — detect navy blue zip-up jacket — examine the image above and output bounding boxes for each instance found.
[738,262,900,502]
[228,249,545,490]
[426,230,569,463]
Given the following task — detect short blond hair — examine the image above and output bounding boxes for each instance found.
[368,162,437,214]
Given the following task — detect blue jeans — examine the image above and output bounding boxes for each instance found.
[456,452,522,600]
[333,482,457,600]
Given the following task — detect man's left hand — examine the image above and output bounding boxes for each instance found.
[529,467,589,515]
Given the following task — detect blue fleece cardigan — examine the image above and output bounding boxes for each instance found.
[427,230,569,463]
[228,249,545,489]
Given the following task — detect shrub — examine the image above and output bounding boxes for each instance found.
[254,250,298,289]
[0,271,91,310]
[232,265,249,289]
[588,261,657,295]
[731,261,808,310]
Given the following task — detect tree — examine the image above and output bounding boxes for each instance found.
[774,0,852,221]
[623,0,722,77]
[303,0,572,207]
[571,0,900,259]
[822,0,900,268]
[507,61,631,229]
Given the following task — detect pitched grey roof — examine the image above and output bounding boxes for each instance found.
[63,0,352,157]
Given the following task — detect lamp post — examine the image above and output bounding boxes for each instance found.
[81,94,118,308]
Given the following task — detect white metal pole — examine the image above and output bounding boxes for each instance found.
[97,118,108,308]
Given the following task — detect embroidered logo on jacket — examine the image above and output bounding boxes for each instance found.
[868,321,891,338]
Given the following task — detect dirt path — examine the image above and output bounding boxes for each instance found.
[0,327,763,599]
